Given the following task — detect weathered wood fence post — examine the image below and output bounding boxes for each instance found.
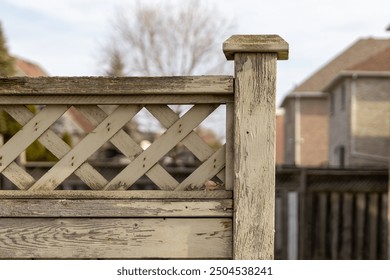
[223,35,289,259]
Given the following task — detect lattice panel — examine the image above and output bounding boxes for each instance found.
[0,104,228,191]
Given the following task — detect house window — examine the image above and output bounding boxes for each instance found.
[340,84,346,110]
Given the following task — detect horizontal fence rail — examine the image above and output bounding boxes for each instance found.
[0,76,234,104]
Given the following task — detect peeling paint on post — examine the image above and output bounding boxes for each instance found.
[223,35,289,259]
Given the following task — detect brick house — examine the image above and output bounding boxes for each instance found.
[325,47,390,168]
[280,38,390,167]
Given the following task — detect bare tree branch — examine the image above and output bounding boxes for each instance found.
[101,0,235,76]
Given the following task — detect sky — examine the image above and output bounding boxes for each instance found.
[0,0,389,107]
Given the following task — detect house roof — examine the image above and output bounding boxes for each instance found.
[294,38,390,92]
[347,46,390,71]
[13,57,48,77]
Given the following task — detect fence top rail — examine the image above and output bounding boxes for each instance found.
[0,76,233,95]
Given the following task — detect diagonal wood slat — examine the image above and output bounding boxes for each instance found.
[0,105,68,173]
[75,105,179,190]
[105,104,218,190]
[175,145,226,191]
[1,163,35,190]
[29,105,141,191]
[146,104,225,183]
[4,105,108,190]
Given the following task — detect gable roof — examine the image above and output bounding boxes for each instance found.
[294,38,390,92]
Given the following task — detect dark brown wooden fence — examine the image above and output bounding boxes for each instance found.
[275,168,388,260]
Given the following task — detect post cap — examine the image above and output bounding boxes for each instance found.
[223,35,289,60]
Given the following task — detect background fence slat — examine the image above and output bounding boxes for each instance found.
[355,193,366,259]
[381,193,388,259]
[341,193,353,259]
[330,192,340,259]
[368,193,379,259]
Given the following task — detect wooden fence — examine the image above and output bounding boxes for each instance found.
[275,168,389,260]
[0,35,289,259]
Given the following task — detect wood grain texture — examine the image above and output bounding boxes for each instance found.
[176,146,226,191]
[0,95,233,105]
[29,105,140,191]
[223,35,289,60]
[75,105,178,190]
[105,105,217,190]
[0,190,233,199]
[0,105,67,173]
[0,199,233,217]
[5,105,108,190]
[0,76,233,95]
[146,104,225,183]
[1,163,35,190]
[0,218,232,259]
[233,53,277,260]
[225,102,234,190]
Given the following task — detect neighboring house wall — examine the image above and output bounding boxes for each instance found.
[350,76,390,167]
[300,97,328,166]
[328,75,390,168]
[328,79,351,167]
[282,95,328,166]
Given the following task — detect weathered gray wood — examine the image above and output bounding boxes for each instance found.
[0,95,233,105]
[146,104,225,183]
[105,104,217,190]
[0,190,233,199]
[5,105,108,190]
[75,105,178,190]
[0,76,233,95]
[29,105,140,191]
[225,102,234,190]
[0,218,232,259]
[0,199,233,217]
[223,35,289,60]
[231,51,278,259]
[0,105,68,174]
[175,146,225,191]
[1,163,35,190]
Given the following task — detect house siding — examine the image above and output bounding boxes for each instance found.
[350,76,390,167]
[299,97,328,166]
